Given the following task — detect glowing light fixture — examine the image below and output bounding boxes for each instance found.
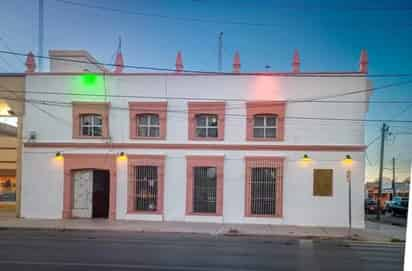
[301,154,312,162]
[55,151,63,160]
[342,155,353,166]
[81,73,98,87]
[118,151,127,161]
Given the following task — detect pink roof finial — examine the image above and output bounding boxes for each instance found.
[114,37,124,73]
[359,49,368,73]
[233,51,241,73]
[25,51,36,73]
[175,51,183,72]
[292,49,300,73]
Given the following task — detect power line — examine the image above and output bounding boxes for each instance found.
[3,94,412,124]
[0,76,411,105]
[4,49,412,78]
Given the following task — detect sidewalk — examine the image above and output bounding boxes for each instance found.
[0,217,405,243]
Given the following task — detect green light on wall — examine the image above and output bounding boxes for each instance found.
[72,74,105,102]
[81,74,98,87]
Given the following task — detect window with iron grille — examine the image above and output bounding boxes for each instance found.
[195,114,218,138]
[137,114,160,137]
[250,167,276,215]
[193,167,217,213]
[253,114,277,138]
[135,166,158,211]
[79,114,102,136]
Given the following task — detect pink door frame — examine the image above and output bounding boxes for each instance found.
[63,154,117,220]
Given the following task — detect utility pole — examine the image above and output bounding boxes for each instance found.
[38,0,44,72]
[218,32,223,72]
[392,157,396,198]
[376,123,389,220]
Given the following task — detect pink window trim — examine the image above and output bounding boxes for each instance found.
[188,102,225,141]
[129,102,167,140]
[244,156,284,218]
[186,156,224,216]
[246,101,286,141]
[127,155,165,214]
[72,102,110,139]
[62,154,117,220]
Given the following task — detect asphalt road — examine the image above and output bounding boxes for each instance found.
[0,229,405,271]
[366,213,407,227]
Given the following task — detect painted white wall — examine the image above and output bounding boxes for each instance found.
[21,73,368,227]
[22,148,365,228]
[24,74,368,145]
[21,152,64,219]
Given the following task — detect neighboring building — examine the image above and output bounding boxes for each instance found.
[0,74,25,216]
[21,49,370,228]
[366,180,409,208]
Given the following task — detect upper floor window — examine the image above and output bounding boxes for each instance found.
[188,102,225,141]
[246,101,286,141]
[80,114,103,137]
[195,114,218,138]
[138,114,160,137]
[129,102,167,140]
[72,102,109,139]
[253,114,277,138]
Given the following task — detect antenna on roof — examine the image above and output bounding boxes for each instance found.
[218,32,223,72]
[38,0,44,72]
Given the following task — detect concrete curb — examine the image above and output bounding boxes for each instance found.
[0,225,399,245]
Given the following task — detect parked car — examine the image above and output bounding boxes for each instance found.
[365,198,378,214]
[384,196,408,213]
[391,198,408,217]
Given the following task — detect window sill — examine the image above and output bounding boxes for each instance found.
[246,137,283,142]
[189,137,224,141]
[186,212,221,216]
[130,136,165,140]
[245,214,282,218]
[127,210,163,215]
[73,135,110,139]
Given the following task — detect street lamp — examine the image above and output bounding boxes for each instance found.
[342,155,353,239]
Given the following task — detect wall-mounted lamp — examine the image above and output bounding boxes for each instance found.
[342,155,353,167]
[55,151,63,160]
[301,154,312,162]
[118,151,127,161]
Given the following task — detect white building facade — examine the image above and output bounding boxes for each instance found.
[21,50,370,228]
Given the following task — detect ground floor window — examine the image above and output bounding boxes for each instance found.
[245,157,283,217]
[186,156,224,216]
[193,167,217,213]
[135,166,158,211]
[127,155,165,214]
[250,167,276,215]
[0,172,16,213]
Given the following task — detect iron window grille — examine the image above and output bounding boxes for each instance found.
[253,114,277,138]
[79,114,103,136]
[134,166,158,211]
[195,114,218,138]
[193,167,217,213]
[137,114,160,137]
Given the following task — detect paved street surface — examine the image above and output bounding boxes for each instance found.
[0,229,404,271]
[366,213,407,227]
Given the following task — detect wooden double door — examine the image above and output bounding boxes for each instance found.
[72,170,110,218]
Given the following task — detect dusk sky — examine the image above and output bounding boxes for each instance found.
[0,0,411,182]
